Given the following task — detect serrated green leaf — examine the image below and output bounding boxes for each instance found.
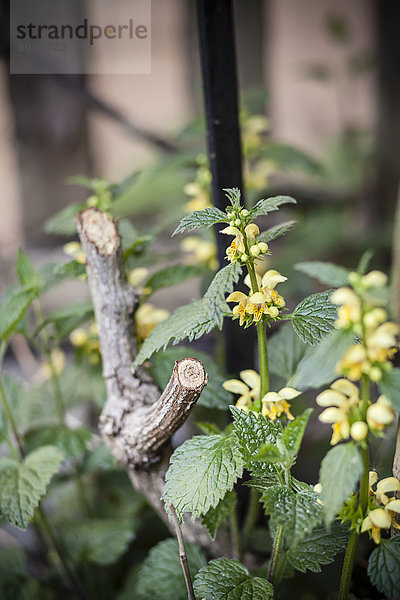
[0,445,63,529]
[44,203,85,236]
[58,518,137,566]
[262,485,322,545]
[289,290,337,345]
[282,408,312,455]
[357,249,373,275]
[164,434,244,519]
[24,425,92,459]
[230,406,282,477]
[379,368,400,412]
[203,262,242,327]
[145,264,204,294]
[257,220,297,244]
[172,207,229,236]
[202,490,236,540]
[150,346,232,410]
[0,284,37,341]
[287,522,348,573]
[194,558,274,600]
[16,249,40,288]
[252,443,283,464]
[196,422,222,435]
[135,538,206,600]
[133,301,215,368]
[289,328,354,390]
[320,442,363,527]
[268,324,308,380]
[295,261,350,287]
[368,535,400,599]
[250,195,296,219]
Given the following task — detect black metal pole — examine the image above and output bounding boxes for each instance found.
[196,0,255,374]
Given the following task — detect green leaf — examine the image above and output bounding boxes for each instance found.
[0,547,42,600]
[282,408,313,455]
[287,522,348,573]
[289,290,337,345]
[261,143,322,175]
[44,203,85,236]
[368,535,400,599]
[257,220,297,244]
[133,300,215,368]
[268,323,308,381]
[262,485,322,545]
[0,284,37,341]
[24,425,92,459]
[295,261,350,287]
[202,490,236,540]
[0,445,63,529]
[38,261,86,293]
[40,301,94,340]
[164,434,244,519]
[379,368,400,412]
[196,422,222,435]
[58,518,137,566]
[16,249,40,289]
[252,443,283,464]
[134,538,206,600]
[357,249,373,274]
[203,262,242,328]
[150,346,232,410]
[172,207,229,236]
[230,406,282,477]
[320,442,363,526]
[250,195,296,219]
[194,558,274,600]
[81,442,116,474]
[289,328,354,390]
[145,264,204,294]
[0,374,29,436]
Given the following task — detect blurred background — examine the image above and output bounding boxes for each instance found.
[1,0,399,290]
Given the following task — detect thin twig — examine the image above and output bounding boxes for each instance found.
[169,503,196,600]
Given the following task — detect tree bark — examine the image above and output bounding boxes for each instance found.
[76,207,229,554]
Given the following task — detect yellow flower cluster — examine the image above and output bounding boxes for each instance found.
[361,473,400,543]
[135,304,169,343]
[331,270,399,382]
[223,370,300,420]
[63,242,86,265]
[227,269,287,326]
[181,236,218,271]
[221,222,269,264]
[38,348,66,381]
[70,322,101,365]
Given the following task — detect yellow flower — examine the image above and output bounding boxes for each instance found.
[70,328,88,347]
[220,226,245,262]
[261,387,300,420]
[366,322,399,363]
[336,344,369,380]
[39,349,66,380]
[128,267,149,288]
[366,395,395,431]
[223,370,260,411]
[244,223,260,242]
[331,287,362,329]
[135,303,169,342]
[316,379,359,445]
[181,236,218,270]
[243,269,287,317]
[184,182,211,213]
[63,241,85,264]
[226,291,252,326]
[361,270,388,289]
[361,508,392,544]
[350,421,368,441]
[375,477,400,506]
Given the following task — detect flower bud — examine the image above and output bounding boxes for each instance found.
[369,367,383,382]
[350,421,368,441]
[268,306,279,318]
[362,270,388,289]
[250,245,260,257]
[241,209,249,217]
[235,219,241,227]
[240,253,248,262]
[348,271,360,286]
[258,242,269,254]
[86,195,99,207]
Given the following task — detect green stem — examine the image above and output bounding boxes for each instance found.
[230,509,241,560]
[338,375,370,600]
[35,300,65,421]
[0,370,25,459]
[241,488,260,559]
[267,524,283,585]
[338,530,359,600]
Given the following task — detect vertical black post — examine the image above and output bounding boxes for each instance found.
[196,0,255,373]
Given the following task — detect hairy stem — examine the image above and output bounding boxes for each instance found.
[338,375,370,600]
[230,507,241,560]
[267,524,283,585]
[0,346,25,459]
[169,503,196,600]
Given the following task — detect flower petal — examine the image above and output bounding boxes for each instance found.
[226,291,248,303]
[261,392,281,403]
[316,390,346,407]
[385,499,400,514]
[369,508,392,529]
[331,379,359,398]
[240,370,260,391]
[261,269,287,289]
[220,226,242,237]
[278,387,301,400]
[222,379,249,395]
[249,292,266,304]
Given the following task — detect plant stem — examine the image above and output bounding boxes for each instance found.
[169,503,196,600]
[241,488,260,559]
[338,375,370,600]
[267,524,283,585]
[229,507,241,560]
